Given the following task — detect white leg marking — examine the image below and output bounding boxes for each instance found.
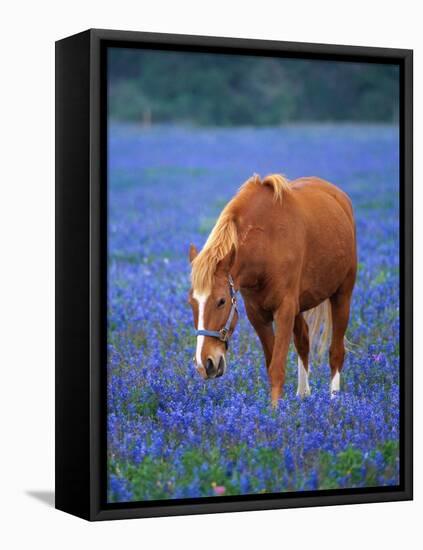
[193,291,209,367]
[296,356,311,397]
[331,371,340,397]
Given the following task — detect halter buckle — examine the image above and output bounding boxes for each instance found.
[219,327,229,342]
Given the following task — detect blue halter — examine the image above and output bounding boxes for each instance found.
[194,275,238,348]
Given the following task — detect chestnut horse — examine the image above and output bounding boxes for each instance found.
[188,174,357,405]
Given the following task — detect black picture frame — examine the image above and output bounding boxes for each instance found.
[55,28,413,521]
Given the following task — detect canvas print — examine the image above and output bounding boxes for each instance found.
[106,47,400,503]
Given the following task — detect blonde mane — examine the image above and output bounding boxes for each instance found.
[239,173,291,202]
[191,173,291,293]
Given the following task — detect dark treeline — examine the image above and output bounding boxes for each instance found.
[108,48,399,126]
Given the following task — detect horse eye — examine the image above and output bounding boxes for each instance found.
[217,298,226,308]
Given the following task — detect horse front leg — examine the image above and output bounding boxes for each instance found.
[269,299,296,406]
[244,303,274,370]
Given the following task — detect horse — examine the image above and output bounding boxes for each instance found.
[188,174,357,406]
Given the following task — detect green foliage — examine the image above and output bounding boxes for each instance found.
[108,440,399,501]
[108,48,399,126]
[318,441,399,489]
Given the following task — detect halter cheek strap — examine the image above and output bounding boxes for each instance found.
[194,275,238,347]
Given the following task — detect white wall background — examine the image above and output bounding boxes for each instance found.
[0,1,420,548]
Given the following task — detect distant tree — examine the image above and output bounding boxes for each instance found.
[108,48,399,125]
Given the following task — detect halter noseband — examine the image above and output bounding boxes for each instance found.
[194,275,238,348]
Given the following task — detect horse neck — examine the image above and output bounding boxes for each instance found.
[229,244,258,291]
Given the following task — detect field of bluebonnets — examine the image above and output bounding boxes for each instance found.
[107,123,400,502]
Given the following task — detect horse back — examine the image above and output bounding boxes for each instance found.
[291,176,355,225]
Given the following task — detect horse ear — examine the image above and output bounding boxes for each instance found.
[189,243,198,263]
[217,245,236,273]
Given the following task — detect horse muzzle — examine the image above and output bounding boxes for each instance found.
[204,355,226,379]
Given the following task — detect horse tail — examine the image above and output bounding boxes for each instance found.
[303,299,332,358]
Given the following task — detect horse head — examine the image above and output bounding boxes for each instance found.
[188,244,238,379]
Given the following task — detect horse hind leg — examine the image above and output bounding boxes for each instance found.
[329,285,353,397]
[293,314,311,397]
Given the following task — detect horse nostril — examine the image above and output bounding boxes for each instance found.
[205,358,215,376]
[216,356,225,377]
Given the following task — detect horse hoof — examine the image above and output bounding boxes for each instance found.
[296,388,311,398]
